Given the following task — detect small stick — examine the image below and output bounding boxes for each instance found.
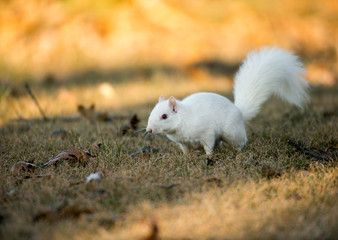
[287,139,332,163]
[24,83,48,121]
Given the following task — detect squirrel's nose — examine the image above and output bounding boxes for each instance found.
[147,128,152,133]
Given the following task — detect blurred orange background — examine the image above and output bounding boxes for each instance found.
[0,0,337,124]
[0,0,336,84]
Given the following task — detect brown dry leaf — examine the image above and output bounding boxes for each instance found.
[11,161,38,175]
[130,114,140,130]
[120,114,141,135]
[43,149,95,167]
[78,104,96,123]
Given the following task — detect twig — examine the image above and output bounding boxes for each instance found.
[24,83,48,121]
[287,139,333,163]
[154,183,180,189]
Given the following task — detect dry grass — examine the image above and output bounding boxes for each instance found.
[1,85,337,240]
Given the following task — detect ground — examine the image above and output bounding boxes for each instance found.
[1,85,337,240]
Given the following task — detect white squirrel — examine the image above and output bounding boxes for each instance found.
[146,47,309,157]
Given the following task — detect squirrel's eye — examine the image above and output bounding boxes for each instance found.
[161,114,168,120]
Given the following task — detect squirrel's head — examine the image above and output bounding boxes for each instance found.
[146,96,179,135]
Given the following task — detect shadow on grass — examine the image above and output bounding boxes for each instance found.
[26,59,240,88]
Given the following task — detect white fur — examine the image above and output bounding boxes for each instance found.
[234,47,309,121]
[146,47,309,156]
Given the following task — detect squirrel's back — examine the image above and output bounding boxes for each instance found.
[183,92,233,109]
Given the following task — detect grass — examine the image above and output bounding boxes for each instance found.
[1,85,337,240]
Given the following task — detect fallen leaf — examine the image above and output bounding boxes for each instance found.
[130,114,140,130]
[120,114,141,135]
[78,104,96,123]
[43,149,95,167]
[11,161,38,175]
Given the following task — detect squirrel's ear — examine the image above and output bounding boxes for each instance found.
[159,95,165,102]
[169,96,177,113]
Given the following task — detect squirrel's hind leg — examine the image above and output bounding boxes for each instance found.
[224,134,247,149]
[221,130,247,150]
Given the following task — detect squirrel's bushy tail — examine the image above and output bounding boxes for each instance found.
[234,47,309,122]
